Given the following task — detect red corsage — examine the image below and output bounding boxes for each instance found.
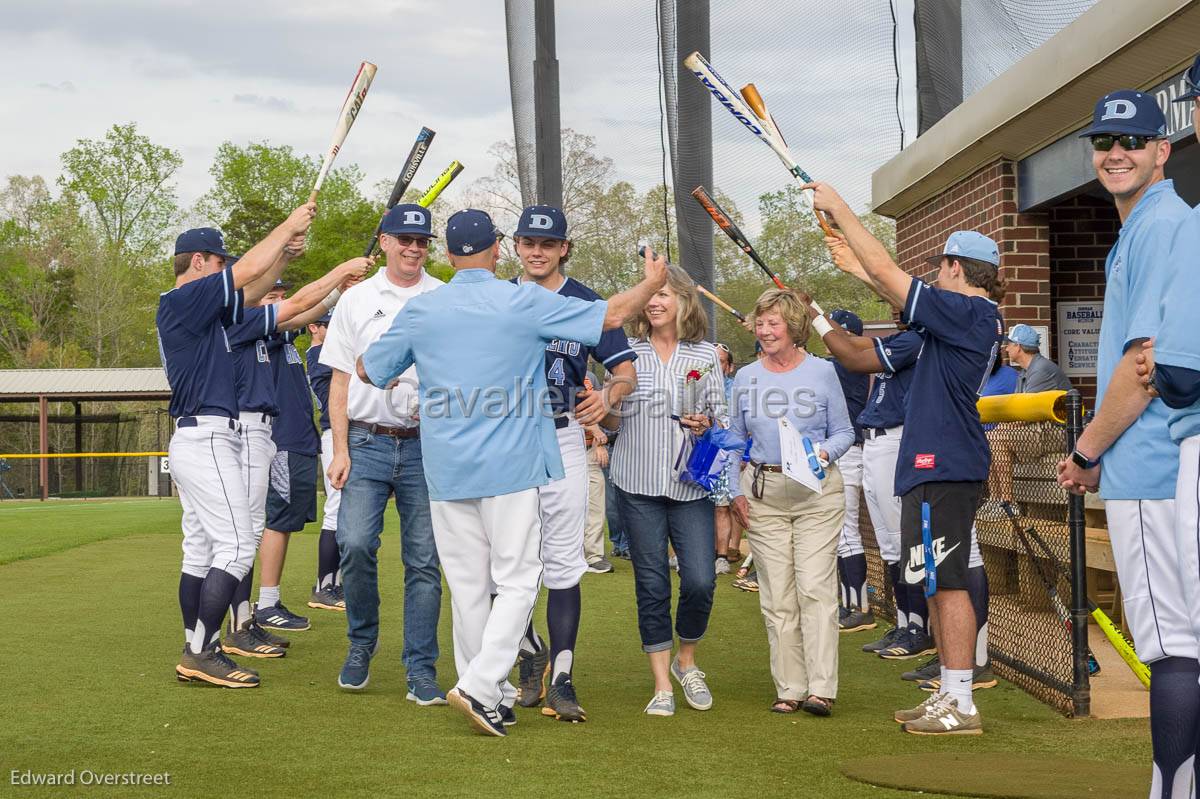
[686,369,702,382]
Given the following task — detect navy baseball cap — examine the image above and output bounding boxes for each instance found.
[1078,90,1167,138]
[927,230,1000,268]
[1173,55,1200,103]
[315,311,332,325]
[271,278,292,291]
[830,309,863,336]
[446,209,498,256]
[514,205,568,240]
[1005,323,1040,349]
[380,204,435,238]
[174,227,229,257]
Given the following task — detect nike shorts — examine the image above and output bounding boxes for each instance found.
[899,481,983,591]
[266,450,318,533]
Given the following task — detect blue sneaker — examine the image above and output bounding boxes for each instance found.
[254,602,311,632]
[338,641,378,690]
[406,676,449,706]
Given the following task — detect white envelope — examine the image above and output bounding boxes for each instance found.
[778,417,822,494]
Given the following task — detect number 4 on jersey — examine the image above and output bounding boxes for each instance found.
[548,357,566,386]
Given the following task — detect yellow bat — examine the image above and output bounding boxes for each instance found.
[417,161,464,208]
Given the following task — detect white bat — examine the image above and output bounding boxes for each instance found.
[309,61,377,202]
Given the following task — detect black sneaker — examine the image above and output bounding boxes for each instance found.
[448,688,506,737]
[176,645,260,688]
[542,675,587,722]
[879,630,937,660]
[222,620,286,659]
[920,662,998,691]
[249,619,290,649]
[516,645,549,708]
[902,654,941,682]
[308,584,346,612]
[499,704,517,726]
[255,602,311,632]
[862,626,903,653]
[840,609,877,633]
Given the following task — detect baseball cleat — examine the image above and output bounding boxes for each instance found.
[338,641,379,691]
[879,630,936,660]
[840,609,877,633]
[902,696,982,735]
[255,602,311,632]
[448,688,506,737]
[862,626,904,653]
[249,620,290,649]
[406,676,449,706]
[176,645,260,688]
[515,645,550,708]
[499,704,517,726]
[902,654,941,683]
[541,675,587,722]
[308,584,346,612]
[920,663,998,692]
[222,621,287,658]
[586,557,615,574]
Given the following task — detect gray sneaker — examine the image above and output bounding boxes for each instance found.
[176,645,260,688]
[515,645,549,708]
[670,657,713,711]
[222,621,286,659]
[902,696,983,735]
[644,690,675,716]
[894,691,947,724]
[586,557,614,574]
[839,609,877,633]
[715,557,731,575]
[308,584,346,611]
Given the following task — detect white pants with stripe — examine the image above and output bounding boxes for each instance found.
[1175,435,1200,659]
[861,427,903,564]
[319,428,341,531]
[535,419,589,589]
[431,487,543,709]
[837,444,864,557]
[238,413,276,545]
[1106,495,1196,664]
[170,417,255,580]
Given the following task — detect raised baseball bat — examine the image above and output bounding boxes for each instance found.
[416,160,464,208]
[364,126,436,257]
[691,186,786,290]
[1002,502,1149,688]
[309,61,378,203]
[683,52,833,236]
[636,244,747,323]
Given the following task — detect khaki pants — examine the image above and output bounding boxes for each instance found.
[583,453,606,563]
[741,464,845,700]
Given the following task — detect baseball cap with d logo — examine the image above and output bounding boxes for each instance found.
[1078,89,1166,138]
[514,205,568,241]
[381,203,436,238]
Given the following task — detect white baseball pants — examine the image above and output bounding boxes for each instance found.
[862,426,903,564]
[319,428,341,531]
[535,419,589,588]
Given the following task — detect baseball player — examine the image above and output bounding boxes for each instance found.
[221,260,369,657]
[161,203,314,688]
[825,310,873,635]
[358,209,666,736]
[809,180,1003,736]
[1060,87,1195,797]
[508,205,638,722]
[305,311,345,611]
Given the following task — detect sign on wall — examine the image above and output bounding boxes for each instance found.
[1056,302,1103,377]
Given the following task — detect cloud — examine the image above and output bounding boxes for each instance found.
[36,80,76,93]
[233,94,297,113]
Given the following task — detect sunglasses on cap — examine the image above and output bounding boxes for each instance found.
[1090,134,1160,152]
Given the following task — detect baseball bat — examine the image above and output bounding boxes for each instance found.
[691,186,786,290]
[1001,502,1150,688]
[416,160,464,208]
[635,244,745,322]
[309,61,378,203]
[364,126,436,257]
[682,52,833,236]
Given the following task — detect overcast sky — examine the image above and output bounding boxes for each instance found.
[0,1,916,233]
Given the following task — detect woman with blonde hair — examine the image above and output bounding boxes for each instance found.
[609,263,726,717]
[730,288,854,717]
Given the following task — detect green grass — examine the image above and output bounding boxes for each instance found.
[0,499,1152,798]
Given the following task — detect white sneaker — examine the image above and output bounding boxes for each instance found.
[715,557,731,575]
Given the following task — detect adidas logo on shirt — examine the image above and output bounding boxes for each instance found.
[372,309,385,319]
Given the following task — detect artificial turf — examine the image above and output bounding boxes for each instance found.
[0,497,1153,798]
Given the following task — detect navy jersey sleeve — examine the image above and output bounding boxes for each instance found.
[162,268,244,335]
[592,326,637,370]
[307,346,332,405]
[902,280,994,354]
[226,304,278,347]
[874,330,923,374]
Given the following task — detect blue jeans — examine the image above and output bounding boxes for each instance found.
[337,428,441,680]
[603,465,628,552]
[615,486,715,652]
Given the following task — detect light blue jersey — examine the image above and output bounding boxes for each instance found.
[1154,204,1200,442]
[362,268,607,501]
[1096,179,1191,499]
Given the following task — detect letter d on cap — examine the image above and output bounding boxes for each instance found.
[403,210,425,226]
[1102,99,1136,121]
[530,214,553,230]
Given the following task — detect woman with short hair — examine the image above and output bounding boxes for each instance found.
[730,288,855,716]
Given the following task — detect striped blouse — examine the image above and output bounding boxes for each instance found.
[611,338,727,500]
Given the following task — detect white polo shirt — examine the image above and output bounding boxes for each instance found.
[319,267,443,427]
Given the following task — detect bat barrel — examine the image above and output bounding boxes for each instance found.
[1064,390,1092,715]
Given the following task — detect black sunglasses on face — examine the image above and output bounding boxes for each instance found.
[1090,134,1159,152]
[390,235,430,248]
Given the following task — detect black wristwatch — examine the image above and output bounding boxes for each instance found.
[1071,449,1098,470]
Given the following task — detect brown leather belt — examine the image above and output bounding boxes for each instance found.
[749,460,783,473]
[350,420,419,439]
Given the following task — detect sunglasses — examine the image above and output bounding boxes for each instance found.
[389,234,430,248]
[1090,134,1159,152]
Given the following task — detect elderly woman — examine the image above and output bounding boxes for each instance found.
[730,289,855,717]
[609,264,726,718]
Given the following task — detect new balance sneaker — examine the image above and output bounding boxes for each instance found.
[499,704,517,726]
[407,676,449,706]
[542,675,587,722]
[176,645,259,688]
[586,557,615,574]
[448,688,506,737]
[840,609,877,633]
[902,654,941,683]
[862,626,903,653]
[515,645,550,708]
[878,630,936,660]
[255,602,311,632]
[338,641,379,691]
[308,584,346,612]
[670,657,713,711]
[644,690,675,716]
[715,557,731,575]
[222,621,286,659]
[249,620,290,649]
[920,663,998,692]
[894,691,946,724]
[902,696,983,736]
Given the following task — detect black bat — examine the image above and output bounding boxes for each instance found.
[691,186,786,290]
[363,126,435,257]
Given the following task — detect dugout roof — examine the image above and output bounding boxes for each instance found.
[873,0,1200,217]
[0,369,171,402]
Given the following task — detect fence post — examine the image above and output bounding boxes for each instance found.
[1064,389,1090,717]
